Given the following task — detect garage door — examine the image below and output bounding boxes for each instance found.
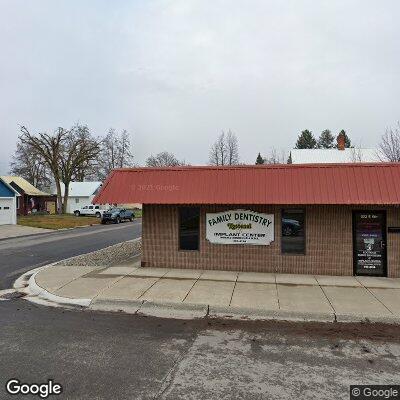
[0,198,14,225]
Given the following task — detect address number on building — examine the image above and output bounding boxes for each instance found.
[206,210,274,245]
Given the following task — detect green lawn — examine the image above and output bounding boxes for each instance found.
[18,214,101,230]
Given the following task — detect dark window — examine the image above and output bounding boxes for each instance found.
[179,207,200,250]
[4,206,10,210]
[281,209,305,254]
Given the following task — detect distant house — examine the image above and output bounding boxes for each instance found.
[0,176,56,215]
[290,148,380,164]
[55,182,104,214]
[290,133,381,164]
[0,177,19,225]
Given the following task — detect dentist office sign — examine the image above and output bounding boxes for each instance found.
[206,209,274,245]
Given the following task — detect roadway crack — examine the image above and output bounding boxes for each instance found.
[152,336,197,400]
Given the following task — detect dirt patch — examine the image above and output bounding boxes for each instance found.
[205,318,400,343]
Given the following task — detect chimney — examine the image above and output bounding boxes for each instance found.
[337,132,345,150]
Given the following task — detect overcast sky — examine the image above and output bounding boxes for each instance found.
[0,0,399,173]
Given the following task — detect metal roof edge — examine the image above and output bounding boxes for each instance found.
[110,162,400,173]
[91,171,115,204]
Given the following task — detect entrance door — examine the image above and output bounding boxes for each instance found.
[353,211,387,277]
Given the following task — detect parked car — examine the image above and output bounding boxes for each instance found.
[101,208,135,224]
[73,205,106,218]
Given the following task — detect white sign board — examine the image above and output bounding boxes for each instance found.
[206,209,274,245]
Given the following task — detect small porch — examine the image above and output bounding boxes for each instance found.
[17,194,56,215]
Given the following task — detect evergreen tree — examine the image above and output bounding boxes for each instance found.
[255,153,265,164]
[295,130,317,149]
[287,152,292,164]
[337,130,351,148]
[317,129,335,148]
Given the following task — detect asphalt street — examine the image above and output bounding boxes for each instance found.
[0,221,399,399]
[0,221,142,290]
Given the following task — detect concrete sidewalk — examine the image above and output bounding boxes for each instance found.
[28,260,400,323]
[0,225,52,240]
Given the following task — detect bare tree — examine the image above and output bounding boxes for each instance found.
[20,124,101,214]
[378,123,400,162]
[117,129,134,168]
[97,128,134,179]
[59,124,101,213]
[350,143,363,162]
[209,132,226,166]
[71,125,101,181]
[20,126,68,213]
[10,141,51,190]
[209,130,240,165]
[264,148,287,164]
[226,130,239,165]
[146,151,183,167]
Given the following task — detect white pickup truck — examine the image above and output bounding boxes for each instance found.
[73,205,107,218]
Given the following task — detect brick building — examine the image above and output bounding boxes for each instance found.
[93,163,400,278]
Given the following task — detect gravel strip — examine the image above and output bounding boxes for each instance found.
[55,239,142,267]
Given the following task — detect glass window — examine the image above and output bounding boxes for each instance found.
[281,209,305,254]
[95,206,99,209]
[75,198,79,204]
[89,206,93,209]
[179,207,200,250]
[4,206,10,210]
[16,197,20,209]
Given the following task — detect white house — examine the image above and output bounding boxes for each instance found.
[54,182,104,214]
[290,133,381,164]
[290,148,381,164]
[0,177,20,225]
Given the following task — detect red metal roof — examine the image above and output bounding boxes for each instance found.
[93,163,400,205]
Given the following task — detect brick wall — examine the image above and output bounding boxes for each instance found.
[142,204,400,277]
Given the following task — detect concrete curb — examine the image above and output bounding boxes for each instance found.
[90,298,144,313]
[30,270,92,307]
[335,313,400,324]
[13,238,143,309]
[89,299,208,319]
[138,301,208,319]
[13,265,45,290]
[18,264,92,307]
[19,271,400,323]
[208,305,336,323]
[13,247,400,325]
